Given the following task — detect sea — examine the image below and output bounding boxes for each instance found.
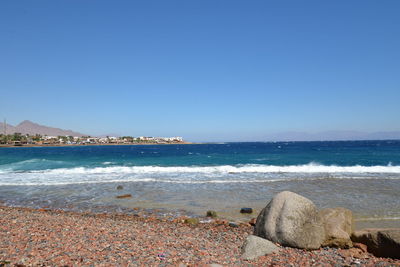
[0,141,399,228]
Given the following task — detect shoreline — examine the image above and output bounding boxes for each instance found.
[0,142,194,148]
[3,139,399,148]
[1,200,399,231]
[1,205,399,266]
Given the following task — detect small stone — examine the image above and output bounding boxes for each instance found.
[229,222,239,228]
[184,218,199,225]
[240,208,253,214]
[116,194,132,199]
[206,210,217,218]
[38,208,49,212]
[215,219,228,225]
[353,242,368,253]
[338,248,368,259]
[241,235,280,260]
[116,185,124,190]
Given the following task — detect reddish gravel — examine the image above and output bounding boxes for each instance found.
[1,206,399,266]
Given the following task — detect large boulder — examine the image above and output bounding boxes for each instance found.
[351,228,400,259]
[254,191,325,249]
[241,235,279,260]
[319,207,354,248]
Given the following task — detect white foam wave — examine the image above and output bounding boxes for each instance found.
[0,176,399,186]
[1,159,65,165]
[1,163,400,186]
[0,159,68,173]
[24,163,400,175]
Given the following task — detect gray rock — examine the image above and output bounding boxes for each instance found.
[241,235,279,260]
[240,208,253,214]
[320,207,354,248]
[228,222,239,228]
[254,191,325,249]
[351,228,400,259]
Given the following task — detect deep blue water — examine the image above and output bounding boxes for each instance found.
[1,140,400,172]
[0,141,400,227]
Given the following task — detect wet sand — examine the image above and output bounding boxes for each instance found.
[1,206,399,266]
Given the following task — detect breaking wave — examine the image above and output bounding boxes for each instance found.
[1,176,400,186]
[0,159,69,173]
[19,163,400,175]
[1,163,400,186]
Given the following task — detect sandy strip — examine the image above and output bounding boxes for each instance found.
[0,206,399,266]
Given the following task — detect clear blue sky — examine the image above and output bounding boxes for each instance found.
[1,1,399,141]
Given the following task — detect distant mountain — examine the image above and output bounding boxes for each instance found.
[0,120,87,137]
[262,131,400,141]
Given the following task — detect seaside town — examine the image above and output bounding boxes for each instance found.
[0,133,185,146]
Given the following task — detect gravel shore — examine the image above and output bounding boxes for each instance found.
[1,206,399,266]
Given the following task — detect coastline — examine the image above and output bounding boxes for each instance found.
[0,142,194,148]
[1,205,399,266]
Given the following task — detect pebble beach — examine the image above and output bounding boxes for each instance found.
[1,206,399,266]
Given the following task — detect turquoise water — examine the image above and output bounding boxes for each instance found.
[0,141,400,226]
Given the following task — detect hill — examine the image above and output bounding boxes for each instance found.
[0,120,87,137]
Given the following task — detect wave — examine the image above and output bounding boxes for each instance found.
[19,163,400,175]
[0,158,67,165]
[0,159,68,173]
[2,176,400,186]
[1,162,400,186]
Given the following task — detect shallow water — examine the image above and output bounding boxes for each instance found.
[0,141,399,228]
